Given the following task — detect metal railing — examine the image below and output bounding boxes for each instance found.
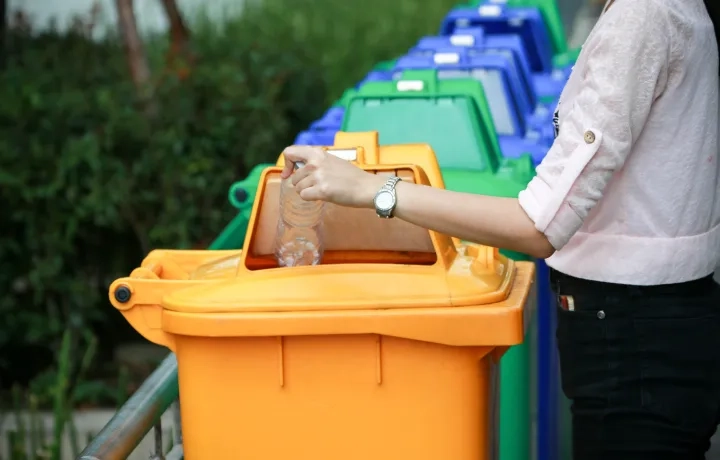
[78,354,182,460]
[79,200,250,459]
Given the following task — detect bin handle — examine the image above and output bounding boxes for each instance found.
[109,278,177,352]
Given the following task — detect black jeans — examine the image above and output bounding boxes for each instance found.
[551,268,720,459]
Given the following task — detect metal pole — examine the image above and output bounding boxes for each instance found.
[77,354,179,460]
[151,418,165,460]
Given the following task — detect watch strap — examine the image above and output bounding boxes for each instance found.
[375,175,401,218]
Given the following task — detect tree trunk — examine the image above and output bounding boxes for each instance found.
[159,0,190,58]
[114,0,152,100]
[0,0,6,70]
[158,0,192,78]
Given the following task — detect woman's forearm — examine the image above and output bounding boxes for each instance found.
[365,177,555,259]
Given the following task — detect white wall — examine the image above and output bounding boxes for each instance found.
[9,0,244,34]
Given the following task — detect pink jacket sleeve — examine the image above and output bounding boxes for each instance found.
[518,0,670,250]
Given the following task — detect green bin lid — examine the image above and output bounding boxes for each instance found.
[342,69,502,173]
[228,163,272,211]
[373,59,398,71]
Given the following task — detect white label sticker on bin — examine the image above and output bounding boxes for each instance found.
[526,130,540,141]
[433,52,460,64]
[489,0,507,3]
[478,5,502,16]
[450,34,475,47]
[396,80,424,92]
[326,148,357,161]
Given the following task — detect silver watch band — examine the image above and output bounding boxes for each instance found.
[382,176,401,192]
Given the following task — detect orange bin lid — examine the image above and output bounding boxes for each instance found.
[160,246,515,313]
[161,131,514,314]
[109,132,535,348]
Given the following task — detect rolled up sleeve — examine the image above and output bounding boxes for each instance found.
[518,0,670,250]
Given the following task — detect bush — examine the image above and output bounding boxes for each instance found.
[0,0,458,402]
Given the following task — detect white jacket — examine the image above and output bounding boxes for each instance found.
[518,0,720,284]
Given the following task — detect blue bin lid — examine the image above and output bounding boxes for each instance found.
[293,129,338,146]
[482,35,536,110]
[440,4,553,74]
[310,107,346,131]
[498,135,550,166]
[357,70,398,88]
[532,67,571,100]
[414,27,486,50]
[411,32,537,111]
[394,49,526,138]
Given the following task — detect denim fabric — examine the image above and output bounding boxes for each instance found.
[551,268,720,459]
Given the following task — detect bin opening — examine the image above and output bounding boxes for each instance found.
[244,169,438,270]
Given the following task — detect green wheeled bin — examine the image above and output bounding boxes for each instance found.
[211,164,272,250]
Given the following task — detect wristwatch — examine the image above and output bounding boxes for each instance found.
[373,176,401,218]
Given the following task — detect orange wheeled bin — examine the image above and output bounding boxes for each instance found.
[109,131,535,460]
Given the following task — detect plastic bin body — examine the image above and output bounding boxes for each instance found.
[373,59,397,71]
[394,50,527,138]
[110,132,535,460]
[411,30,563,114]
[213,164,273,250]
[533,66,570,104]
[294,129,338,146]
[330,88,358,108]
[175,334,499,459]
[358,69,397,87]
[419,26,485,49]
[441,5,553,74]
[310,106,345,131]
[459,0,582,69]
[392,51,551,165]
[341,73,535,457]
[499,136,550,166]
[343,70,533,185]
[459,0,568,56]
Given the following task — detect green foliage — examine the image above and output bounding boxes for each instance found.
[0,0,459,405]
[229,0,460,103]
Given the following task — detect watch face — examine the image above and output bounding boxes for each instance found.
[375,190,394,211]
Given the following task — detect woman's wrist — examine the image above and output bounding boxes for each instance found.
[356,173,387,209]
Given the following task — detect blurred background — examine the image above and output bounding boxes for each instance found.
[0,0,605,458]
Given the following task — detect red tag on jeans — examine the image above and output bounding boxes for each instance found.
[558,295,575,311]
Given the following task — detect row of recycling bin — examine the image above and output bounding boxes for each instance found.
[215,1,575,459]
[134,0,578,458]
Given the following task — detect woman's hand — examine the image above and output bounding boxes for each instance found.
[281,145,386,208]
[280,146,554,258]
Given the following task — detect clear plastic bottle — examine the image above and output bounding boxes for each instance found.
[274,165,325,267]
[188,253,242,280]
